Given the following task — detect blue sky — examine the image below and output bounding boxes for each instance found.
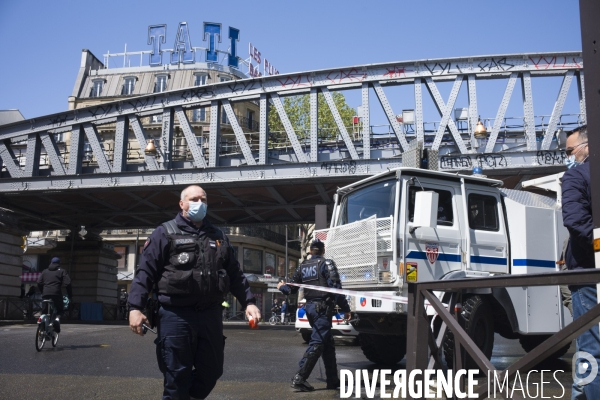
[0,0,583,124]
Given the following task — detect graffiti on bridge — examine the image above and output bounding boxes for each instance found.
[536,150,566,166]
[321,161,357,174]
[439,154,508,169]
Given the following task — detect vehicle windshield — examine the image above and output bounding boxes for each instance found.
[337,179,397,225]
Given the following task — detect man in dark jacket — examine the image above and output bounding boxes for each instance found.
[37,257,73,333]
[128,184,261,400]
[278,239,351,392]
[561,125,599,396]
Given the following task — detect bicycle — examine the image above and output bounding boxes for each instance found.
[35,299,59,351]
[269,313,291,325]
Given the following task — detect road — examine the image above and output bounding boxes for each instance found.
[0,321,578,399]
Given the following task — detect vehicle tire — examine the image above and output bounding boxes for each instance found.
[359,333,406,365]
[35,324,46,352]
[269,316,277,326]
[519,335,571,360]
[52,331,59,347]
[301,331,312,343]
[444,295,494,370]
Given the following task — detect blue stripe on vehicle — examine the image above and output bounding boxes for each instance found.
[406,251,461,262]
[470,256,507,265]
[513,259,556,268]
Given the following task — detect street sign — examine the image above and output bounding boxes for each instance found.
[267,288,281,293]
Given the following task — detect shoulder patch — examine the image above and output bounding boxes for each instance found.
[143,238,151,250]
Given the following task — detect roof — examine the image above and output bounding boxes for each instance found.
[0,110,25,126]
[337,167,503,194]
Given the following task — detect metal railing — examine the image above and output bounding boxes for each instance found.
[406,269,600,400]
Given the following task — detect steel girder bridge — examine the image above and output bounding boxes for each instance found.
[0,51,585,231]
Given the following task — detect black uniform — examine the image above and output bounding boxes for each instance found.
[37,262,72,316]
[128,212,256,400]
[279,254,350,390]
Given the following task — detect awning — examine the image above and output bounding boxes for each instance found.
[21,272,41,282]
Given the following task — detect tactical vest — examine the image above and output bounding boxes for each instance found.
[300,257,330,301]
[156,219,231,303]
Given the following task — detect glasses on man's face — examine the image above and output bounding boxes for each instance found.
[565,142,588,156]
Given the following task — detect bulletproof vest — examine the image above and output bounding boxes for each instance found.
[156,219,231,303]
[300,257,329,301]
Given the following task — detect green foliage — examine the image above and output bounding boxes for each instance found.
[268,92,356,142]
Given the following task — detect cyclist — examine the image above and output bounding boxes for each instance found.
[37,257,72,333]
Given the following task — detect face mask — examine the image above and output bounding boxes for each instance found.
[565,155,579,169]
[186,201,207,222]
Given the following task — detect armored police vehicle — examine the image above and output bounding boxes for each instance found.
[315,167,570,366]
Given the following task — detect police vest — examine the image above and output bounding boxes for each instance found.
[300,257,330,301]
[156,220,231,304]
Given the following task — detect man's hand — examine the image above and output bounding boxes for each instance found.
[129,309,150,336]
[277,280,286,290]
[246,304,261,322]
[343,312,352,321]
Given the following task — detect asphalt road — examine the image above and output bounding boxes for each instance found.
[0,321,579,399]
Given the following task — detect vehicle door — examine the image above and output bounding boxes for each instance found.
[465,186,508,273]
[404,178,462,282]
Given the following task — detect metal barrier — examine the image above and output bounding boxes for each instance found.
[406,269,600,400]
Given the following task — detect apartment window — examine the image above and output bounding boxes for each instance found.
[243,248,263,274]
[114,246,128,269]
[192,107,206,122]
[221,106,230,124]
[247,109,255,130]
[90,79,104,97]
[265,252,276,275]
[194,74,208,86]
[219,76,231,83]
[83,141,93,161]
[195,136,203,147]
[121,76,136,95]
[151,114,163,123]
[154,74,168,93]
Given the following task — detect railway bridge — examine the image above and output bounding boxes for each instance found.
[0,51,586,313]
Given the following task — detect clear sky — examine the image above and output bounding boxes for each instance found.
[0,0,583,123]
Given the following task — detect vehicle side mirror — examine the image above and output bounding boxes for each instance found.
[409,191,439,234]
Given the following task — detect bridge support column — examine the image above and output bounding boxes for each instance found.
[50,239,120,320]
[0,211,27,319]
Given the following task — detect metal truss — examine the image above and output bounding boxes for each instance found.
[0,52,585,194]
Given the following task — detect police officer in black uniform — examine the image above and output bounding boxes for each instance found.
[37,257,73,333]
[128,185,261,400]
[277,239,351,392]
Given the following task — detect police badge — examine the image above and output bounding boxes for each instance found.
[177,252,190,264]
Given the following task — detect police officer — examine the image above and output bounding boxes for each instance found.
[128,185,261,400]
[37,257,73,333]
[277,239,351,392]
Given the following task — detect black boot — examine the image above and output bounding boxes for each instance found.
[291,373,315,392]
[53,318,61,333]
[291,344,323,391]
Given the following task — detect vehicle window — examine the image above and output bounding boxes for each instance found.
[468,194,499,231]
[337,179,396,225]
[408,186,454,226]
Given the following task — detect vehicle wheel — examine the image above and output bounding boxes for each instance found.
[444,295,494,370]
[269,316,277,326]
[35,324,46,352]
[519,335,571,360]
[301,331,312,343]
[52,331,59,347]
[359,333,406,365]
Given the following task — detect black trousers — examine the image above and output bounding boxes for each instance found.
[156,305,225,400]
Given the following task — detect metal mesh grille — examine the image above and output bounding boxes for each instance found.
[316,216,394,287]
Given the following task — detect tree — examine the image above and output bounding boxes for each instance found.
[268,92,356,143]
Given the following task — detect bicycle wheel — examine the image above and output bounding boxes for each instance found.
[269,316,277,326]
[52,331,59,347]
[35,324,46,352]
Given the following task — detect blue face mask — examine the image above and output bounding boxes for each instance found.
[186,201,207,222]
[565,155,579,170]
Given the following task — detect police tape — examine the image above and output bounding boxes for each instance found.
[285,282,438,306]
